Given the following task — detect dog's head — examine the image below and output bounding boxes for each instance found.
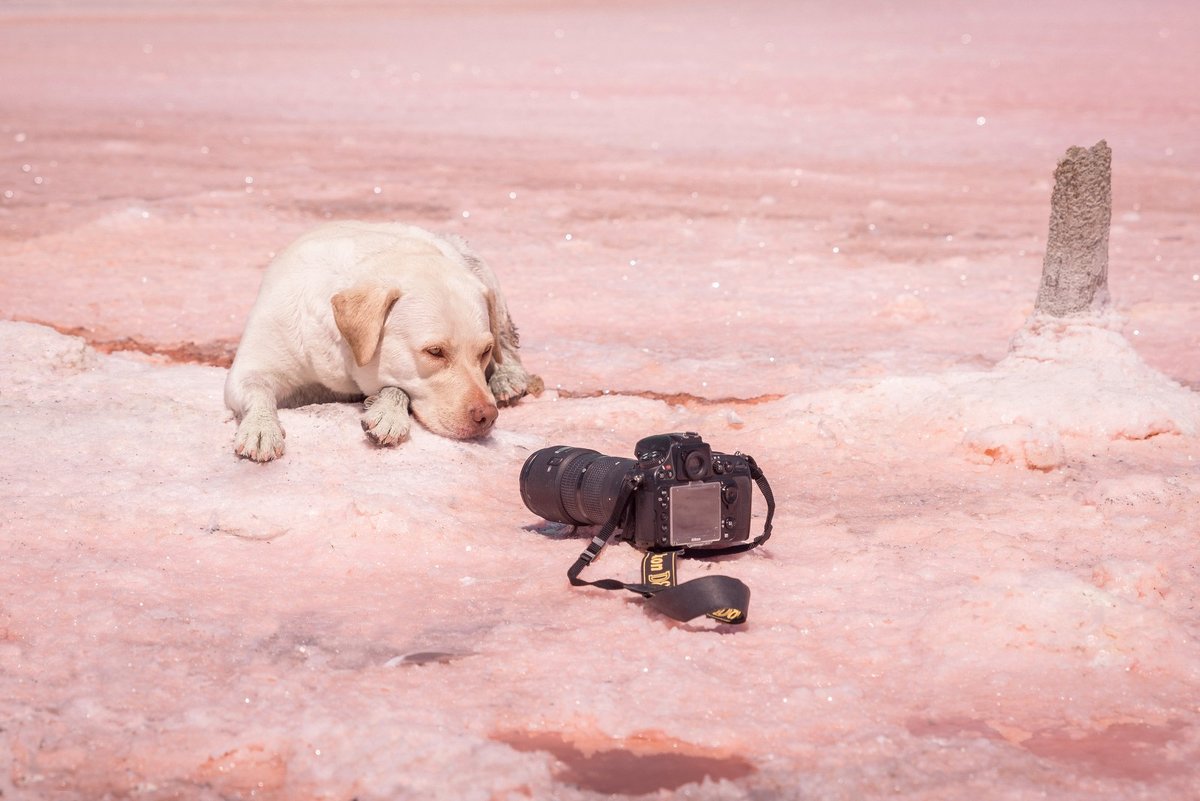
[331,264,502,439]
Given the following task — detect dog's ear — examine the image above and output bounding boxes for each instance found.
[331,285,402,367]
[484,288,505,365]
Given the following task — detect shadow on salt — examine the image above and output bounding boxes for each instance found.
[907,717,1190,782]
[492,728,755,795]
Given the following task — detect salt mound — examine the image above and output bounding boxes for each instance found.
[961,424,1065,471]
[774,312,1199,465]
[986,312,1198,440]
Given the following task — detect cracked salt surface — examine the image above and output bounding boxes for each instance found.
[2,1,1200,799]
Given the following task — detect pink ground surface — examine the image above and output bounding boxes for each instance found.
[2,1,1199,799]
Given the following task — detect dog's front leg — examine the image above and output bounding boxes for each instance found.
[489,358,537,407]
[361,386,412,446]
[488,328,542,407]
[231,374,286,462]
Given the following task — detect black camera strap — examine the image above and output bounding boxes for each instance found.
[565,457,775,625]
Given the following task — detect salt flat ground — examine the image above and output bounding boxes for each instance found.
[1,1,1199,799]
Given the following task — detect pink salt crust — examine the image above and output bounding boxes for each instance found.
[2,1,1199,799]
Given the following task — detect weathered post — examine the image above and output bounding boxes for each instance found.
[1034,140,1112,316]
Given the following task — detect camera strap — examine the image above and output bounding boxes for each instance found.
[565,456,775,625]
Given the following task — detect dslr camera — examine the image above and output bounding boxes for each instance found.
[520,432,753,551]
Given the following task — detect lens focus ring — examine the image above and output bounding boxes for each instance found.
[578,458,629,524]
[557,451,598,524]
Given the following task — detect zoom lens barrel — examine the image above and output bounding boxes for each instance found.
[520,446,636,526]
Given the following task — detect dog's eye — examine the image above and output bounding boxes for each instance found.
[480,345,493,361]
[424,346,446,359]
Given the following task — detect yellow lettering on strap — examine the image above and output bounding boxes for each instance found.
[707,607,745,623]
[641,551,677,587]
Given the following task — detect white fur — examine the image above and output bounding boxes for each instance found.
[225,221,535,461]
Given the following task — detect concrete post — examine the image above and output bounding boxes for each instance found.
[1034,140,1112,316]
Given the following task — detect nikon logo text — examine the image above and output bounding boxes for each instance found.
[708,608,743,623]
[643,552,674,587]
[647,554,672,585]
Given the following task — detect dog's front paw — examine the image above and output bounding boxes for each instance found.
[489,362,542,407]
[361,386,411,446]
[233,409,286,462]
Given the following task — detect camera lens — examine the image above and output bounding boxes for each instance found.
[520,446,637,526]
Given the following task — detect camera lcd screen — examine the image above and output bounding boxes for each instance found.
[669,482,722,546]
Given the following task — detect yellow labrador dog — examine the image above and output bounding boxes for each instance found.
[225,221,539,461]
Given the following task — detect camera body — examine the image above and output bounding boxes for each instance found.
[519,431,753,552]
[629,433,753,550]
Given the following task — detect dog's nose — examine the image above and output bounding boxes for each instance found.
[471,401,498,431]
